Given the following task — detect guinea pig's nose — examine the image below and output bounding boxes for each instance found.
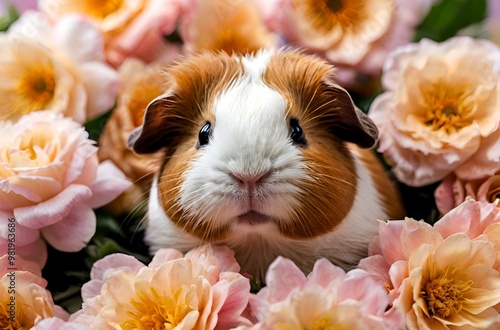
[230,171,270,184]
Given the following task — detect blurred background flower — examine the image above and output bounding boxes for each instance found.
[0,12,119,122]
[39,0,183,67]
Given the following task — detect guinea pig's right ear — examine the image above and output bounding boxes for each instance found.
[127,93,184,154]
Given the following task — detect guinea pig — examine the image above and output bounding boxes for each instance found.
[128,49,405,280]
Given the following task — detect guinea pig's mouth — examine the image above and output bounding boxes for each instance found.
[237,211,271,225]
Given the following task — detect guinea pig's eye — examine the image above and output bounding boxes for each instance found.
[197,121,212,148]
[290,118,307,146]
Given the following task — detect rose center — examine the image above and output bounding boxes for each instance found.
[327,0,343,12]
[85,0,124,19]
[487,187,500,205]
[423,82,473,133]
[421,265,473,319]
[16,65,55,114]
[297,0,366,34]
[120,288,191,330]
[0,302,26,330]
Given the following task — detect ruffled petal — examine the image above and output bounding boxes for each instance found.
[41,203,96,252]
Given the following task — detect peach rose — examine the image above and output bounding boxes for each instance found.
[0,254,68,329]
[255,0,433,88]
[1,12,119,123]
[180,0,278,55]
[98,58,169,215]
[360,209,500,329]
[369,36,500,187]
[39,0,183,67]
[0,111,131,267]
[71,244,252,329]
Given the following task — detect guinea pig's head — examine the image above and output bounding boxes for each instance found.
[129,50,378,242]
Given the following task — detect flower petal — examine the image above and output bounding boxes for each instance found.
[259,256,306,303]
[14,184,92,229]
[79,62,120,119]
[52,14,105,63]
[41,203,96,252]
[86,160,131,208]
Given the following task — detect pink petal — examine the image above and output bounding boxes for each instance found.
[79,63,120,119]
[64,142,98,187]
[401,219,443,258]
[41,203,96,252]
[52,14,105,63]
[0,220,40,246]
[357,255,391,288]
[216,276,252,329]
[434,174,465,215]
[0,253,41,277]
[455,128,500,180]
[14,184,93,229]
[377,220,405,264]
[0,237,48,268]
[340,270,389,315]
[306,258,346,288]
[149,248,184,267]
[434,199,481,238]
[32,317,91,330]
[80,279,104,301]
[258,257,306,303]
[90,253,144,281]
[86,160,131,208]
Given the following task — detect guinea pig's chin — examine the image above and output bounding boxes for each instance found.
[236,211,273,226]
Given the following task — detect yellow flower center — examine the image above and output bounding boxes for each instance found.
[15,65,55,117]
[293,0,367,34]
[311,315,345,330]
[84,0,124,19]
[422,81,474,134]
[120,287,194,330]
[0,298,30,330]
[420,265,473,319]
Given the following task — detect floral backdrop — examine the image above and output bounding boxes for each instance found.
[0,0,499,329]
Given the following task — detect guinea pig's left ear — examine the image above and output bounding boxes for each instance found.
[127,93,186,154]
[323,80,378,148]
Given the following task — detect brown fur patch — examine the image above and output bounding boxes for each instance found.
[264,51,358,239]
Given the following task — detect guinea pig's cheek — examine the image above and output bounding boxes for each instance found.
[276,146,358,240]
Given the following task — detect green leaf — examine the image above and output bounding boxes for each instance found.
[414,0,487,42]
[0,4,19,32]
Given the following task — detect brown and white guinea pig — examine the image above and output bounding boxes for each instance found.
[128,49,405,280]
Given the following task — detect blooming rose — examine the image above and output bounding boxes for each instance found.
[39,0,182,67]
[244,257,403,330]
[71,244,252,329]
[0,12,119,123]
[0,111,130,267]
[369,36,500,186]
[435,172,500,214]
[0,254,68,329]
[360,213,500,329]
[180,0,278,55]
[98,58,167,215]
[255,0,433,88]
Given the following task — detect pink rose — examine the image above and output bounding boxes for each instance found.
[39,0,183,67]
[435,172,500,214]
[0,111,131,267]
[369,36,500,186]
[71,244,252,329]
[245,257,403,329]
